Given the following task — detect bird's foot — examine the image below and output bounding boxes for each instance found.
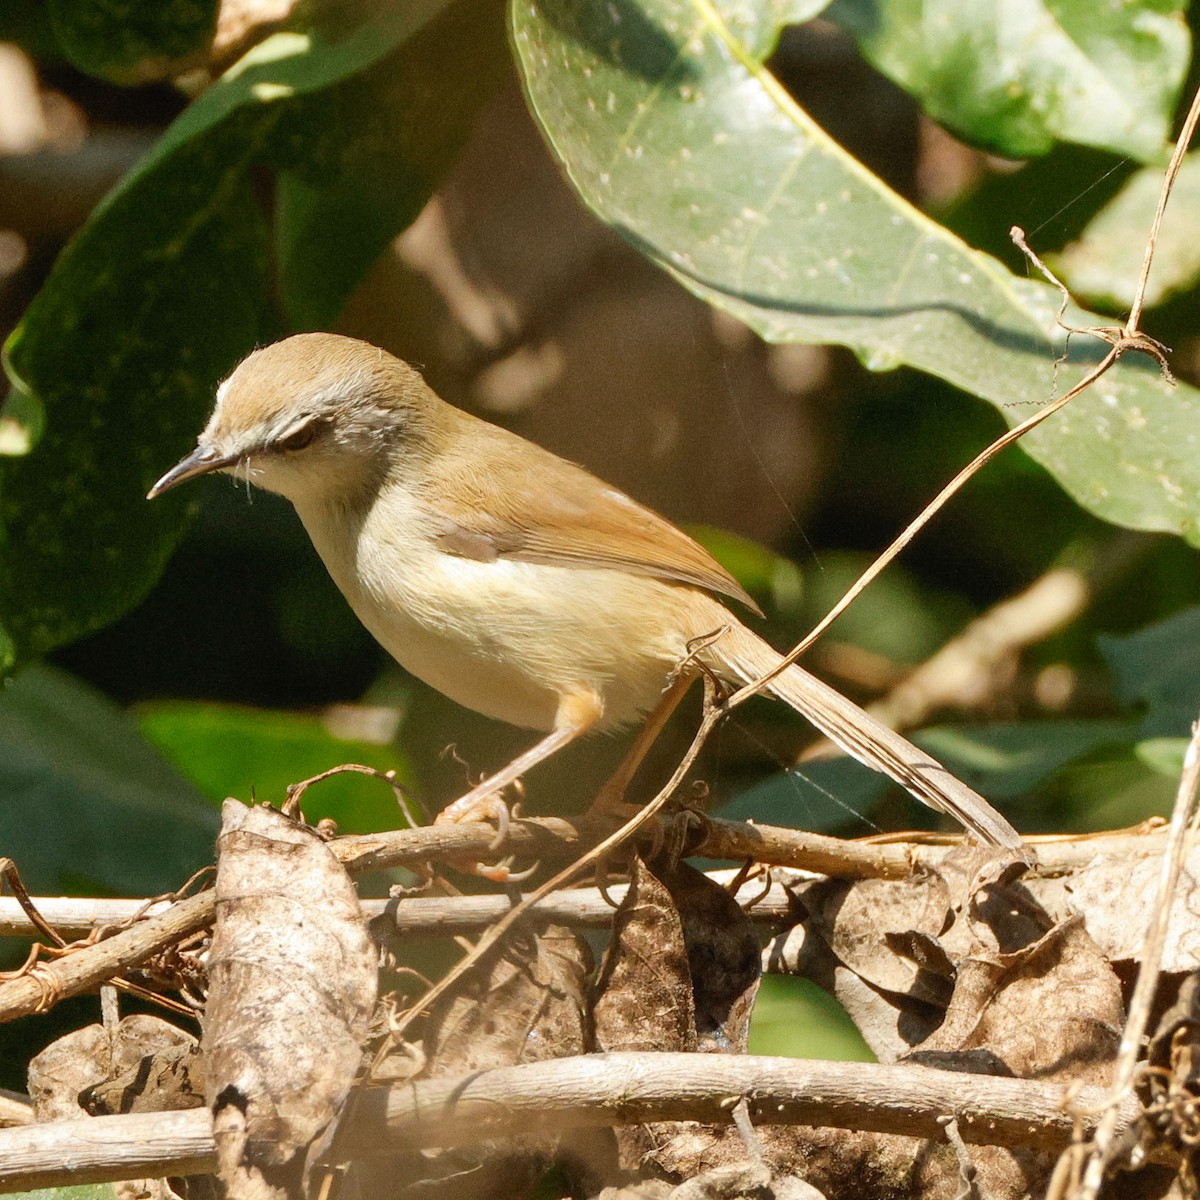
[436,782,540,881]
[436,787,511,848]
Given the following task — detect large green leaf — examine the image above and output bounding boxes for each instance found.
[0,0,500,673]
[0,666,219,894]
[511,0,1200,543]
[915,719,1136,800]
[46,0,219,84]
[0,115,272,677]
[826,0,1189,162]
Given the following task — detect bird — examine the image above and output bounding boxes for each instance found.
[148,333,1023,853]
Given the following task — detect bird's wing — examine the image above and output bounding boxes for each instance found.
[423,420,762,615]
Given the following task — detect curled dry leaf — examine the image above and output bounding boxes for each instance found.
[28,1023,113,1121]
[800,870,955,1006]
[29,1015,201,1200]
[764,845,1124,1200]
[1027,837,1200,975]
[769,866,958,1063]
[204,800,377,1200]
[669,860,763,1055]
[905,884,1123,1200]
[594,856,761,1057]
[82,1021,204,1115]
[29,1014,197,1120]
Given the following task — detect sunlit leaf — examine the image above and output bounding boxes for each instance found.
[749,976,874,1062]
[1136,735,1188,777]
[512,0,1200,544]
[0,0,499,670]
[139,701,417,834]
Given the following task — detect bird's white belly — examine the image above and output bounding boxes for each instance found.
[301,502,691,732]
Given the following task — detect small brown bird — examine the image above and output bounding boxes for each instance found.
[149,333,1021,850]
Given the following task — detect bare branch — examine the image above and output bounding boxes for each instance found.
[0,1053,1140,1190]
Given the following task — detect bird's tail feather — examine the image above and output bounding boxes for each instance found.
[706,621,1024,853]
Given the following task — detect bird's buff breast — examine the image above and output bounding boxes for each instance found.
[299,499,691,732]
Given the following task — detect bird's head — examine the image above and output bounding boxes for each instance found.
[148,333,434,505]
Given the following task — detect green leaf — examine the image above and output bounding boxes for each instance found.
[1049,743,1175,829]
[826,0,1188,162]
[749,976,874,1061]
[687,524,804,615]
[1100,606,1200,737]
[720,718,1131,832]
[1136,735,1188,777]
[511,0,1200,543]
[46,0,218,85]
[914,719,1136,800]
[1055,152,1200,311]
[0,666,219,894]
[1,115,273,665]
[0,0,494,670]
[719,756,890,833]
[139,701,416,834]
[0,375,44,458]
[797,551,968,664]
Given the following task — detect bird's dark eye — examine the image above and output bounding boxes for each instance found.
[278,420,319,452]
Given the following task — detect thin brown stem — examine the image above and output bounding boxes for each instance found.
[1127,83,1200,332]
[727,347,1120,711]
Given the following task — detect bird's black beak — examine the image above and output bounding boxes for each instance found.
[147,445,238,499]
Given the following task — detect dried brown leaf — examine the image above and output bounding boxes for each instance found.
[1025,838,1200,974]
[204,800,377,1200]
[424,921,591,1074]
[83,1033,204,1115]
[661,859,762,1054]
[400,921,595,1200]
[594,855,695,1055]
[905,896,1123,1200]
[800,871,954,1006]
[27,1022,111,1121]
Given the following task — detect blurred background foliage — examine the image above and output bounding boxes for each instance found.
[1,0,1200,1076]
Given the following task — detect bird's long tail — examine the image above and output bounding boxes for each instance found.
[704,620,1024,853]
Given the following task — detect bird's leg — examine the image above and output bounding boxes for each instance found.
[436,688,603,850]
[589,669,697,822]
